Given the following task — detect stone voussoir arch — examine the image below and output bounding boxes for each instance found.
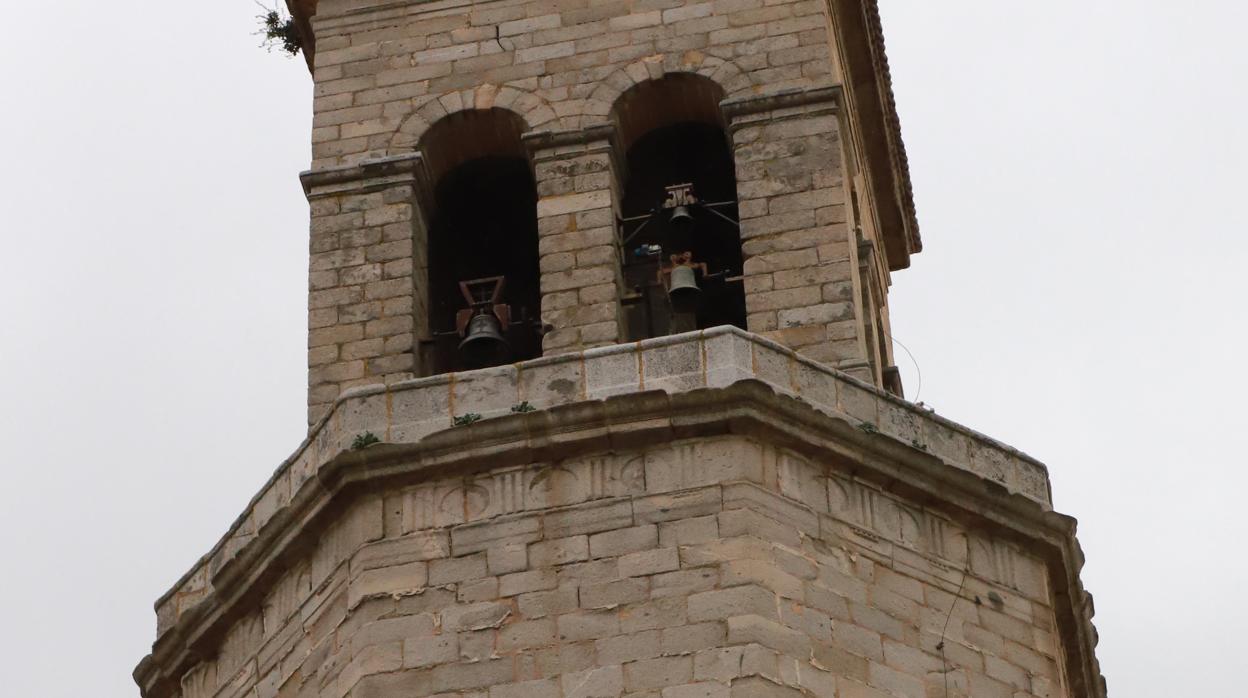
[389,83,558,152]
[585,54,756,123]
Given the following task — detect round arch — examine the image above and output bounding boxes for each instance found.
[584,54,753,137]
[389,83,557,154]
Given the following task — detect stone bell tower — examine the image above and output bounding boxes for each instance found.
[135,1,1106,697]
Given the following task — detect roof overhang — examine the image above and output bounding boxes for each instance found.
[285,0,317,71]
[826,0,921,269]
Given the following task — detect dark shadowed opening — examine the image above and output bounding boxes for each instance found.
[420,110,540,373]
[613,76,746,339]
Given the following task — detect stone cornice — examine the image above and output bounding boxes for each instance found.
[720,85,841,124]
[134,378,1101,697]
[299,152,428,199]
[522,123,617,152]
[134,328,1101,696]
[825,0,921,269]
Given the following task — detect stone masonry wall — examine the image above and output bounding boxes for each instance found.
[530,130,627,355]
[309,0,834,169]
[304,157,426,424]
[725,92,870,380]
[299,0,898,420]
[175,434,1069,698]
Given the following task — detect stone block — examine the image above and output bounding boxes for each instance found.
[644,439,763,494]
[458,576,500,602]
[491,678,561,698]
[721,560,803,600]
[596,630,662,665]
[529,536,591,567]
[623,656,693,691]
[832,622,884,662]
[561,665,624,698]
[530,642,598,678]
[499,618,559,651]
[348,562,428,608]
[453,517,543,556]
[660,623,726,656]
[488,542,531,575]
[501,569,559,597]
[618,547,680,578]
[619,596,686,633]
[558,610,621,642]
[545,500,635,538]
[589,525,658,559]
[441,601,511,632]
[557,559,622,588]
[431,658,515,692]
[429,553,488,585]
[404,634,458,668]
[688,586,778,623]
[651,569,719,599]
[350,614,436,656]
[581,578,649,609]
[726,615,811,657]
[634,487,724,523]
[353,668,435,697]
[519,588,581,618]
[729,677,806,698]
[657,517,719,548]
[662,683,730,698]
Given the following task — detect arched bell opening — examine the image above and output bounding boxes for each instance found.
[418,109,542,373]
[611,75,747,340]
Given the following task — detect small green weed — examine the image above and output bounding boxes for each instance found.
[351,432,381,450]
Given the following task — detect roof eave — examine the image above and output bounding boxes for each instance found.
[829,0,922,270]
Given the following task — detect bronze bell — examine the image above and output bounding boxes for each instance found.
[459,312,510,367]
[667,265,701,313]
[669,205,694,227]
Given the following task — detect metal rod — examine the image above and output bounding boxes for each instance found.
[618,210,657,223]
[621,214,655,246]
[701,205,741,228]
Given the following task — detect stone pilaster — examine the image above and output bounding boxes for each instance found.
[300,154,428,426]
[724,87,873,384]
[525,126,626,356]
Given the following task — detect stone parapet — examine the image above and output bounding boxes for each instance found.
[136,327,1103,698]
[144,327,1054,636]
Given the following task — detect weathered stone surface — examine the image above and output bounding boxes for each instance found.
[136,370,1101,698]
[137,0,1104,695]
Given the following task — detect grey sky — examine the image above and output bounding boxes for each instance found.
[0,1,1243,695]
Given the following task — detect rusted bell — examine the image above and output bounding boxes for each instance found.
[668,265,700,313]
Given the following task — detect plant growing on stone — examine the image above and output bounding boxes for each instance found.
[256,3,302,56]
[453,413,482,426]
[511,401,536,413]
[351,432,381,450]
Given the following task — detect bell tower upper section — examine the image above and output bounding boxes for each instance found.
[291,0,921,425]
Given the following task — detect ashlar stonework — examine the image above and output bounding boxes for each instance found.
[296,0,921,424]
[135,331,1104,697]
[135,0,1104,696]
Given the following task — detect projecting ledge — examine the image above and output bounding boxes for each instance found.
[147,327,1056,640]
[320,326,1049,501]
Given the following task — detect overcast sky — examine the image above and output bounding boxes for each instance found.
[1,1,1244,695]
